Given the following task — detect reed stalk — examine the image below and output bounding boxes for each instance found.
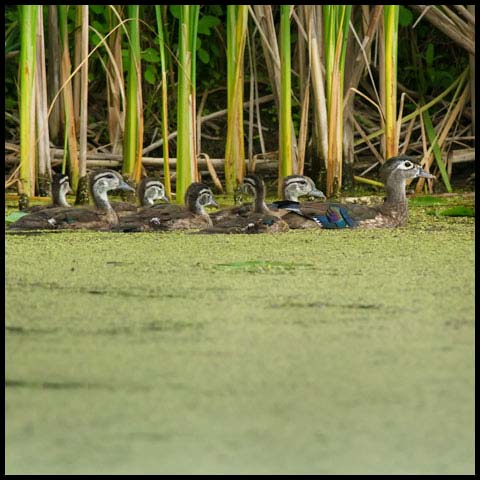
[123,5,143,184]
[35,6,52,196]
[19,5,38,199]
[155,5,172,199]
[176,5,199,203]
[58,5,79,192]
[279,5,293,185]
[224,5,248,194]
[76,5,89,204]
[323,5,351,196]
[306,6,328,171]
[382,5,399,159]
[106,6,125,155]
[47,6,62,145]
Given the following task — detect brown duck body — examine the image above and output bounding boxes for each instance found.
[118,204,212,232]
[114,182,217,232]
[210,175,324,228]
[199,175,289,234]
[294,156,436,229]
[111,177,169,218]
[8,169,134,231]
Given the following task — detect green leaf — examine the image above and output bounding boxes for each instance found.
[197,15,221,35]
[142,47,161,63]
[5,211,29,224]
[144,66,157,85]
[398,6,413,27]
[197,48,210,64]
[91,20,107,34]
[89,5,104,15]
[169,5,181,19]
[426,43,434,67]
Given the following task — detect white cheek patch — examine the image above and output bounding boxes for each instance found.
[396,161,415,171]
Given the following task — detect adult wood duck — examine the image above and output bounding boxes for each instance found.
[295,156,436,229]
[8,169,135,231]
[114,182,218,232]
[112,177,169,218]
[199,175,289,234]
[22,173,73,213]
[210,174,324,225]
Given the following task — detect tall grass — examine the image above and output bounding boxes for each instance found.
[155,5,172,199]
[58,5,79,192]
[6,5,474,203]
[224,5,248,194]
[176,5,199,204]
[35,6,52,196]
[323,5,351,196]
[279,5,293,183]
[381,5,399,159]
[19,5,38,199]
[123,5,143,185]
[76,5,89,204]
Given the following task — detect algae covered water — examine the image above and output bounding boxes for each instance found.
[5,201,475,474]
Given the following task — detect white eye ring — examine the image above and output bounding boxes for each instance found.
[404,161,413,168]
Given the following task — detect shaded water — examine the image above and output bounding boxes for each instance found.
[5,197,475,474]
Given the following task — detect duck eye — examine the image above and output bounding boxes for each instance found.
[404,161,413,168]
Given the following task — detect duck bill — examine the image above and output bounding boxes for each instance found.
[417,168,436,179]
[161,193,170,203]
[119,180,136,192]
[310,188,326,200]
[209,199,219,208]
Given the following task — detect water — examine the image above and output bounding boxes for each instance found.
[5,200,475,474]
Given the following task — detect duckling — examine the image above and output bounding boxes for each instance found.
[296,156,436,229]
[199,175,289,234]
[115,182,218,232]
[210,174,324,225]
[268,175,327,229]
[8,169,135,231]
[112,177,169,218]
[22,173,73,213]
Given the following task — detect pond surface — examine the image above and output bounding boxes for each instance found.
[5,196,475,474]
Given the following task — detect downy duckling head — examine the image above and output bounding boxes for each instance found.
[241,175,265,199]
[138,177,169,206]
[52,173,73,206]
[282,175,326,201]
[185,183,218,214]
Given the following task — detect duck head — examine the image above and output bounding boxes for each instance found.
[185,183,218,214]
[282,175,326,201]
[138,177,169,206]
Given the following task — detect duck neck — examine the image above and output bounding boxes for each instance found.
[56,191,70,207]
[283,186,299,202]
[381,179,408,217]
[253,185,269,214]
